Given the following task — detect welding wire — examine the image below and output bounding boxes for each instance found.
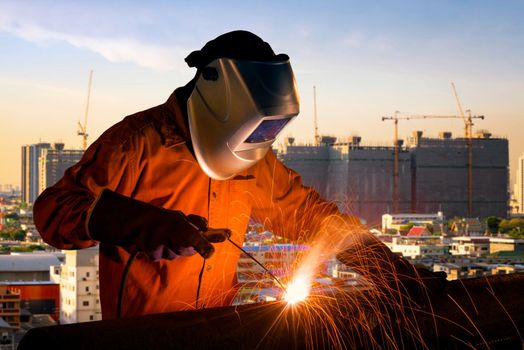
[187,219,287,291]
[227,237,287,291]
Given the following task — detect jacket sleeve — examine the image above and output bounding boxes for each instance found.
[33,131,138,250]
[251,150,354,242]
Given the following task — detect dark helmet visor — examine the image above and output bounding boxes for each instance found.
[244,118,291,143]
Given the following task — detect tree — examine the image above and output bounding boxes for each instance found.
[508,218,524,229]
[509,231,524,239]
[485,216,502,234]
[499,219,511,233]
[4,212,19,221]
[498,218,524,235]
[12,229,26,241]
[0,228,26,241]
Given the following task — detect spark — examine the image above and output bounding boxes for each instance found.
[284,275,310,304]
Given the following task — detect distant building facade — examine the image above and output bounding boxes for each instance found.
[21,143,51,204]
[21,142,82,205]
[0,253,62,327]
[278,131,508,224]
[433,261,524,281]
[279,137,412,224]
[449,218,484,236]
[489,237,524,255]
[57,247,101,324]
[0,254,61,282]
[38,143,83,195]
[383,235,450,259]
[0,286,21,329]
[450,237,490,257]
[1,282,59,321]
[382,212,445,234]
[514,153,524,213]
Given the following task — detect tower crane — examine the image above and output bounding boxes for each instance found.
[381,111,401,213]
[382,111,484,214]
[313,86,320,146]
[78,70,93,151]
[451,82,484,217]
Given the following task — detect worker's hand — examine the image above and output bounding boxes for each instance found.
[336,232,447,306]
[86,189,231,261]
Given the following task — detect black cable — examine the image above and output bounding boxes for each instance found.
[195,258,206,309]
[117,251,139,319]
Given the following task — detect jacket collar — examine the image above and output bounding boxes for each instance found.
[162,88,191,148]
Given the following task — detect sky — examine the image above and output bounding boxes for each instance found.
[1,0,523,187]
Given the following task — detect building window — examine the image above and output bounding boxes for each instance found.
[86,272,90,277]
[83,301,89,306]
[89,315,94,321]
[86,286,89,292]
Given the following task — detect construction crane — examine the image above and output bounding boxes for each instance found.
[381,111,402,213]
[78,70,93,151]
[313,86,320,146]
[451,82,485,217]
[382,111,484,214]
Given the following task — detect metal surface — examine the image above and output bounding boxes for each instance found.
[19,273,524,349]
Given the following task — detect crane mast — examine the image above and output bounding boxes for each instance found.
[313,86,320,146]
[78,70,93,151]
[451,82,484,217]
[381,111,401,213]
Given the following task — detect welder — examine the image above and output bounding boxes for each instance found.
[34,30,445,319]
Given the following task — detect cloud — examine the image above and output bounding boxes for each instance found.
[0,76,82,97]
[0,15,188,71]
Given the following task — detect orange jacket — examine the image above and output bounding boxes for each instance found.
[34,90,339,319]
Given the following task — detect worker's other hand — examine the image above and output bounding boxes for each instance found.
[87,189,231,261]
[336,232,447,307]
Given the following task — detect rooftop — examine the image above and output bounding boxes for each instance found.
[0,254,60,272]
[0,281,58,286]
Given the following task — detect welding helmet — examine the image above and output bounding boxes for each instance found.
[185,31,300,180]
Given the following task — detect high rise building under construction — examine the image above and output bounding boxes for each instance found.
[21,142,83,205]
[278,131,508,226]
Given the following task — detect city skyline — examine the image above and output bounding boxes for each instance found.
[1,1,523,186]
